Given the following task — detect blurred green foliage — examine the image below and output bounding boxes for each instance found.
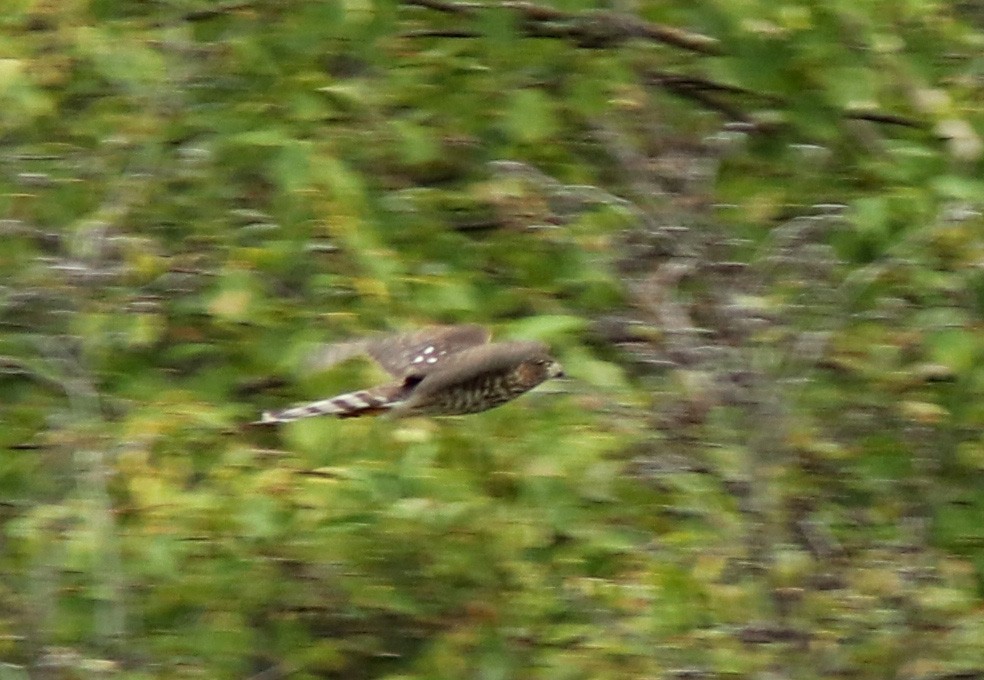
[1,0,983,678]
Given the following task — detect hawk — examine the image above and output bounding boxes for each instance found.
[258,325,563,423]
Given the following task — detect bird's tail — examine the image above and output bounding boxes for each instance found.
[257,385,402,424]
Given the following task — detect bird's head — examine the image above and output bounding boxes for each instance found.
[515,348,564,386]
[544,357,565,379]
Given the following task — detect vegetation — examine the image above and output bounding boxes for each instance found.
[1,0,983,678]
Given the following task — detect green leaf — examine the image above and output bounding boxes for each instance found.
[502,315,587,341]
[274,139,313,194]
[927,328,978,374]
[505,89,557,144]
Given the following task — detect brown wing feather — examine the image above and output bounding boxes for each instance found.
[303,325,490,376]
[405,341,549,401]
[365,325,491,378]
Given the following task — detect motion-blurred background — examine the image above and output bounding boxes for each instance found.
[2,1,983,678]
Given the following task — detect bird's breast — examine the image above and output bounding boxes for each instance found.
[411,371,532,415]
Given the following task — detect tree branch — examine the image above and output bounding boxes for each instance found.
[402,0,721,54]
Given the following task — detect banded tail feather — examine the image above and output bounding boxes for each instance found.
[257,385,402,423]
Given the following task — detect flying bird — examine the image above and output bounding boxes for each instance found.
[257,325,563,423]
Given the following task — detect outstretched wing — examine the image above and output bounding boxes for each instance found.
[303,325,491,377]
[365,325,491,378]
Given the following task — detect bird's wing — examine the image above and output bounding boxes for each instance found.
[365,325,491,378]
[303,338,373,373]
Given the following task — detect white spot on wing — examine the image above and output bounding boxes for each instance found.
[423,346,435,354]
[412,356,424,364]
[426,357,437,364]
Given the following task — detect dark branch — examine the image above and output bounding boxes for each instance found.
[402,0,721,54]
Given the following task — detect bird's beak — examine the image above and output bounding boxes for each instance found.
[548,361,565,379]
